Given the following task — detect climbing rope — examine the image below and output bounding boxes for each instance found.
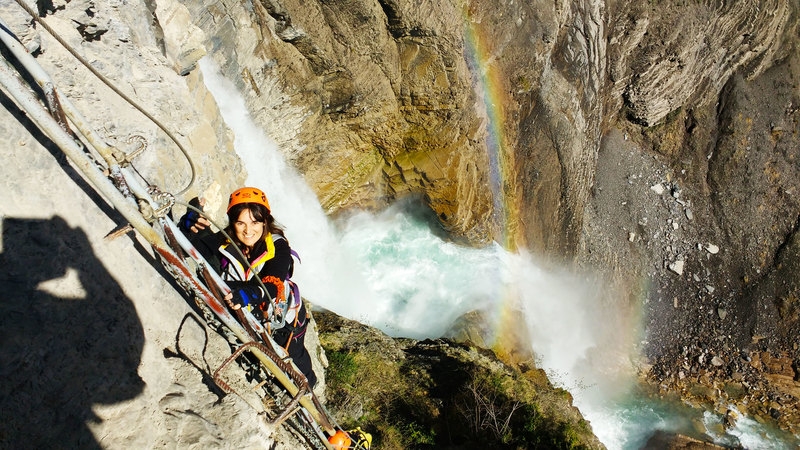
[10,0,197,196]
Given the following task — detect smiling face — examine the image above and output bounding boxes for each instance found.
[233,208,265,249]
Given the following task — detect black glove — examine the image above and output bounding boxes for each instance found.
[228,281,263,309]
[179,209,201,232]
[179,197,207,233]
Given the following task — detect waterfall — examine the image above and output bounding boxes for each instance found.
[198,57,798,450]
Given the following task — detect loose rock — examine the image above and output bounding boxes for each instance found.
[651,183,666,195]
[669,260,685,275]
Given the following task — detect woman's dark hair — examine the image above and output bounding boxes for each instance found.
[225,202,285,248]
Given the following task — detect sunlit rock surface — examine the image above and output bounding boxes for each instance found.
[1,0,799,444]
[180,0,800,436]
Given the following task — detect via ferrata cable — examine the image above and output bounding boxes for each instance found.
[11,0,197,196]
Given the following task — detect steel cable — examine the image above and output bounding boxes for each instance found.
[11,0,197,196]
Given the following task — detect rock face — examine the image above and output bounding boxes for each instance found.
[641,430,726,450]
[174,0,800,435]
[0,0,308,447]
[607,1,790,127]
[180,0,495,242]
[3,0,800,444]
[179,0,609,252]
[582,3,800,435]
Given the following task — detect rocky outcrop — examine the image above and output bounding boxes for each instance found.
[316,310,605,449]
[579,3,800,434]
[175,0,796,260]
[179,0,495,242]
[652,349,800,437]
[642,431,727,450]
[177,0,609,251]
[607,1,790,127]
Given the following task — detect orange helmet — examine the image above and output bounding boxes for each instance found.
[227,187,270,213]
[328,430,351,449]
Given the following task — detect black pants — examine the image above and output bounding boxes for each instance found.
[272,301,317,388]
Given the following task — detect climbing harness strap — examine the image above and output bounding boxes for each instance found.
[218,233,276,281]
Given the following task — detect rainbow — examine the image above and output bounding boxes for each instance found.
[460,6,526,354]
[453,13,653,445]
[461,6,520,252]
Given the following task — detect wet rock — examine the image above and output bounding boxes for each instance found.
[723,409,738,429]
[642,430,727,449]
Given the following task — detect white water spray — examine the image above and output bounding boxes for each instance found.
[198,57,799,450]
[198,58,376,320]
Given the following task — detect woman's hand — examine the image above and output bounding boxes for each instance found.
[224,292,241,310]
[180,197,211,233]
[190,215,211,233]
[227,282,263,310]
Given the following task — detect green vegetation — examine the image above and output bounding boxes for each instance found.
[325,350,359,386]
[319,312,603,449]
[323,347,438,450]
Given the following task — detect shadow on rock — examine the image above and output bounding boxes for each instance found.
[0,216,145,449]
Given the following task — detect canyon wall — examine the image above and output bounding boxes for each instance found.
[2,0,799,442]
[173,0,800,434]
[179,0,608,252]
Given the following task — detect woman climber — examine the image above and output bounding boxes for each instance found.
[179,187,317,387]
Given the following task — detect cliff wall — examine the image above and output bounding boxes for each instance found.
[173,0,800,435]
[2,0,800,444]
[0,0,289,447]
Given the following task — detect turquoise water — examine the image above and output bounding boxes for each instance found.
[333,202,800,450]
[336,201,502,338]
[200,57,800,450]
[602,392,799,449]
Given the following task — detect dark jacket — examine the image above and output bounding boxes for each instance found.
[182,221,317,386]
[190,228,293,311]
